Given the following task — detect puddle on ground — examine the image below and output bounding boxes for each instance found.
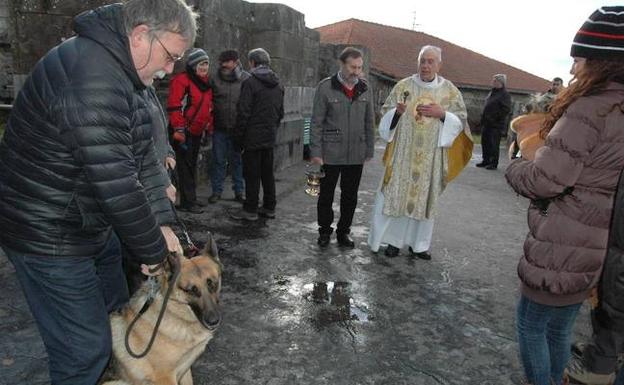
[303,282,369,329]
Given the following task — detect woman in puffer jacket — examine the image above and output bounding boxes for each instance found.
[167,48,213,213]
[505,6,624,385]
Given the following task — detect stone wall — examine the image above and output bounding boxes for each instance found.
[0,0,11,102]
[6,0,321,171]
[8,0,114,98]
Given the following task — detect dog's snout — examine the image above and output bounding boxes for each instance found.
[203,311,221,330]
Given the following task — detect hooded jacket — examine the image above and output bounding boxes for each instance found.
[0,4,173,264]
[233,65,284,150]
[506,83,624,306]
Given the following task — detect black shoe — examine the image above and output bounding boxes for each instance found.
[571,342,586,359]
[485,164,497,170]
[337,234,355,248]
[384,245,399,258]
[208,194,221,204]
[229,208,258,221]
[194,200,207,207]
[317,234,331,248]
[476,161,489,168]
[258,207,275,219]
[177,204,204,214]
[409,247,431,260]
[234,193,245,203]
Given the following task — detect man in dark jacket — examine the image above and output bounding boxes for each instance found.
[567,170,624,385]
[310,47,375,248]
[230,48,284,221]
[209,50,250,204]
[477,73,512,170]
[0,1,196,383]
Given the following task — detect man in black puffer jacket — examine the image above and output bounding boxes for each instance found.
[0,1,196,383]
[231,48,284,221]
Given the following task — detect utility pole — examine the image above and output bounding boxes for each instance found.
[411,11,421,31]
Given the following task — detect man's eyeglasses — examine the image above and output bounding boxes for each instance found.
[153,35,183,64]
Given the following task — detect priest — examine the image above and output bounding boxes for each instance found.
[367,45,472,259]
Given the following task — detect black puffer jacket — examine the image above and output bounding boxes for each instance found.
[233,65,284,150]
[600,170,624,331]
[0,4,173,264]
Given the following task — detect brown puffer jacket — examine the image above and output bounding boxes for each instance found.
[506,82,624,306]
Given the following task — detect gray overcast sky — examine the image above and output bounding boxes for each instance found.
[247,0,622,84]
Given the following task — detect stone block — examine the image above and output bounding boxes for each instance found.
[250,30,303,61]
[249,3,305,35]
[13,0,113,15]
[12,13,73,73]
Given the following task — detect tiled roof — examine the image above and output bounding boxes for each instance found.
[316,19,550,93]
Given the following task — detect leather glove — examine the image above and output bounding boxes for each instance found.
[172,127,186,144]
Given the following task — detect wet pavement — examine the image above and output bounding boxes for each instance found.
[0,143,591,385]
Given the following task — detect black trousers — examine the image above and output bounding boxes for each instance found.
[317,164,363,235]
[481,127,502,166]
[173,134,201,207]
[242,148,275,213]
[582,309,624,374]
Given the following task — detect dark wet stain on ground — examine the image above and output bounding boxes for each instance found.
[219,248,258,269]
[303,282,369,331]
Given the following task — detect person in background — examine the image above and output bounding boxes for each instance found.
[505,6,624,385]
[309,47,375,248]
[230,48,284,221]
[0,1,193,383]
[367,45,471,259]
[476,73,512,170]
[167,48,213,214]
[547,77,564,97]
[208,49,249,204]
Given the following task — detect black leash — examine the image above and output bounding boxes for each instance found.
[167,168,200,257]
[124,252,181,359]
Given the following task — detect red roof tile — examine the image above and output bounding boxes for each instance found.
[316,19,550,93]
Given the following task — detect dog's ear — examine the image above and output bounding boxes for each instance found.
[166,251,182,281]
[202,232,221,264]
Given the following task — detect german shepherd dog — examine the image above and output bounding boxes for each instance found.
[103,233,222,385]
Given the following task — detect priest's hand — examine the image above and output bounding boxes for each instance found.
[416,103,445,119]
[396,102,407,115]
[311,157,324,165]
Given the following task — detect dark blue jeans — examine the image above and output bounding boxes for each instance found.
[5,232,128,385]
[517,295,582,385]
[211,130,244,195]
[615,367,624,385]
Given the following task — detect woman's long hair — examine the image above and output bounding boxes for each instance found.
[540,59,624,138]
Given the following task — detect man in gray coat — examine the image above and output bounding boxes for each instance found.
[310,46,375,248]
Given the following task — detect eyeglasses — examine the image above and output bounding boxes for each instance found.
[153,35,183,64]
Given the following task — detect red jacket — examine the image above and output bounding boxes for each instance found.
[167,72,213,136]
